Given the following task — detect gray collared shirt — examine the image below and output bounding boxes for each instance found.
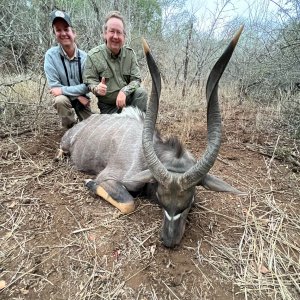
[44,44,89,99]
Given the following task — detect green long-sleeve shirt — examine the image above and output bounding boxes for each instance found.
[83,44,141,105]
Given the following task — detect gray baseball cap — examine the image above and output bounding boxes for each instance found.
[50,10,72,27]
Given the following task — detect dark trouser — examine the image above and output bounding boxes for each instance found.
[98,87,148,114]
[53,95,92,129]
[71,98,93,121]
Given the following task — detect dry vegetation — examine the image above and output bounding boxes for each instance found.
[1,0,299,298]
[0,81,299,300]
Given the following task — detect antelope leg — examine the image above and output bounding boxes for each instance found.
[85,179,135,214]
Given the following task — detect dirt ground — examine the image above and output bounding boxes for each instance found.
[0,100,299,300]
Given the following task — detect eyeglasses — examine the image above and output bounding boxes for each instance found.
[107,29,125,37]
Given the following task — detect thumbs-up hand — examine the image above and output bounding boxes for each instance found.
[96,77,107,96]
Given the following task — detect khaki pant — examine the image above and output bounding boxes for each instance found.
[53,95,93,128]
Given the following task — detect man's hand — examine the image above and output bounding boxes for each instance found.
[50,87,63,96]
[96,77,107,96]
[77,96,90,107]
[116,90,126,109]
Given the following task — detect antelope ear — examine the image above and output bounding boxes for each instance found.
[199,174,246,195]
[127,170,155,184]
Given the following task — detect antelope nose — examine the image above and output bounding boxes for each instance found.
[160,234,177,248]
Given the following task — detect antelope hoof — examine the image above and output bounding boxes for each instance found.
[85,179,97,192]
[53,148,65,162]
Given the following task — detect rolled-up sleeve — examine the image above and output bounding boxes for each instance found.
[121,50,141,96]
[83,54,101,95]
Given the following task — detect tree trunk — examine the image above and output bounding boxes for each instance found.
[182,20,193,97]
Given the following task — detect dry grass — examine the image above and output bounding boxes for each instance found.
[0,80,299,299]
[197,191,300,299]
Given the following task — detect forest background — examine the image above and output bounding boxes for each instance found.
[0,0,299,138]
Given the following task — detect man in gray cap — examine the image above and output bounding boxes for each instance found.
[44,10,92,129]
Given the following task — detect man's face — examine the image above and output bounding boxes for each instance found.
[53,19,76,47]
[104,17,125,55]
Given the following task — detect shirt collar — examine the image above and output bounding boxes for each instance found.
[105,45,123,59]
[60,44,78,60]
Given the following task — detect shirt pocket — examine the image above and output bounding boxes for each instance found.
[122,60,132,84]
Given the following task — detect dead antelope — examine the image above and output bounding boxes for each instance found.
[57,26,244,248]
